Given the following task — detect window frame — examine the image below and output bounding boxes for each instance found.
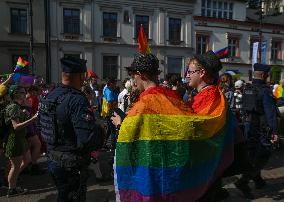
[196,34,210,55]
[10,7,28,34]
[168,17,182,44]
[167,56,184,76]
[63,53,82,59]
[201,0,234,19]
[271,40,282,61]
[63,8,81,34]
[102,55,119,80]
[102,12,118,38]
[134,15,150,39]
[228,37,240,58]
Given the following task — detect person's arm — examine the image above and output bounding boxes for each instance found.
[11,113,38,131]
[1,74,13,86]
[70,95,98,150]
[0,74,14,98]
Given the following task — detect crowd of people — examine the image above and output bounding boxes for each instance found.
[0,50,283,201]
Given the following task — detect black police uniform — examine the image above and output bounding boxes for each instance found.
[237,63,278,191]
[39,57,97,202]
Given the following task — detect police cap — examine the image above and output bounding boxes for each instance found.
[60,56,87,73]
[253,63,270,73]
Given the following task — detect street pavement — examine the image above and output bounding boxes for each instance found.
[1,148,284,202]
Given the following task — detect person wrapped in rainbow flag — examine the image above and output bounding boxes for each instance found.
[111,50,238,202]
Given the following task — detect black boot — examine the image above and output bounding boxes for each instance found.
[253,175,266,189]
[235,179,254,200]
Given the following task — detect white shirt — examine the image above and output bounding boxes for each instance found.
[118,88,128,112]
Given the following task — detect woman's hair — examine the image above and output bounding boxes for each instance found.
[9,85,24,100]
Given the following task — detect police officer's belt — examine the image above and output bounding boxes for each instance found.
[47,150,87,168]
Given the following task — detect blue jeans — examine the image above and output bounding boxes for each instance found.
[48,161,89,202]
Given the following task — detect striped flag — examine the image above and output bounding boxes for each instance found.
[214,47,229,59]
[115,86,236,202]
[138,25,151,54]
[14,57,29,72]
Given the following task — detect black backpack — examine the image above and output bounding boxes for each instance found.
[242,83,264,114]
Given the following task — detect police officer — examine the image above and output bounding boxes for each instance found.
[39,56,101,202]
[235,63,279,198]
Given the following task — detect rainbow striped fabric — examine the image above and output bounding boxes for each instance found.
[14,57,29,72]
[273,85,284,99]
[115,86,236,202]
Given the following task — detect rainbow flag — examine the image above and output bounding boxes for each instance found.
[14,57,29,72]
[274,85,284,99]
[115,86,236,202]
[214,47,229,59]
[138,25,151,54]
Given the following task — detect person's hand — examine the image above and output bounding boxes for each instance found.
[271,134,279,143]
[111,112,122,127]
[32,112,38,120]
[2,73,14,86]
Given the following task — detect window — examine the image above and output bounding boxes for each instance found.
[63,8,80,34]
[10,8,27,33]
[103,12,117,38]
[135,15,149,39]
[212,1,217,18]
[271,41,282,61]
[169,18,181,43]
[196,35,210,54]
[201,0,233,19]
[228,37,239,57]
[103,56,118,79]
[229,3,233,19]
[167,57,183,75]
[64,53,81,59]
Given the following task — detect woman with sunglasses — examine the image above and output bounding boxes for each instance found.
[4,84,38,197]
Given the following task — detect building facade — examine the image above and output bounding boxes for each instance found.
[0,0,283,83]
[49,0,196,82]
[0,0,47,78]
[193,0,284,81]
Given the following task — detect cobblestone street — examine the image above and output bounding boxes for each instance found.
[1,148,284,202]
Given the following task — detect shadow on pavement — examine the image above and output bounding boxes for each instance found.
[264,148,284,170]
[37,188,115,202]
[18,160,56,195]
[87,188,115,202]
[37,193,57,202]
[254,177,284,201]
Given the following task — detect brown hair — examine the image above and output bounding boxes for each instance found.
[187,58,217,85]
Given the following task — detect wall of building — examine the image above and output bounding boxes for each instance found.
[0,0,46,78]
[49,0,195,82]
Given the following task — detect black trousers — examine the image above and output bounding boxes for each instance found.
[48,161,89,202]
